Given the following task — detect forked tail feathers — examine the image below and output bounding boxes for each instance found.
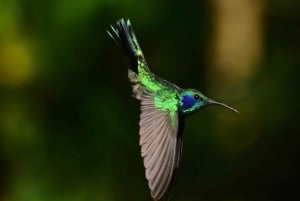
[107,18,148,73]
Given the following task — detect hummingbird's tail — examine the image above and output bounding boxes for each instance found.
[107,18,148,74]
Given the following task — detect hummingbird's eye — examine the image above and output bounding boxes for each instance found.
[194,94,200,100]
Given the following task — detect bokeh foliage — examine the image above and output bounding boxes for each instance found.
[0,0,299,201]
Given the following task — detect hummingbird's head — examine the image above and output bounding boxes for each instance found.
[179,89,238,116]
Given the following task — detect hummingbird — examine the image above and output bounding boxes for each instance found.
[107,19,238,201]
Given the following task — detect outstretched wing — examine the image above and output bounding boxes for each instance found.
[139,93,183,201]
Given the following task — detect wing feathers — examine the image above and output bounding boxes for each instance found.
[139,93,179,200]
[153,136,175,199]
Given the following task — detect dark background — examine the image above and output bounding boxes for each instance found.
[0,0,299,201]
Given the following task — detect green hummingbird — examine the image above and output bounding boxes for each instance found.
[107,19,238,201]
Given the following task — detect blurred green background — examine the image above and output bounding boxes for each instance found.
[0,0,299,201]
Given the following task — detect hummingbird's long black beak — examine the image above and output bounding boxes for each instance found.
[206,99,239,114]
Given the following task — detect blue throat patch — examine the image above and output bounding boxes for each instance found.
[182,95,197,109]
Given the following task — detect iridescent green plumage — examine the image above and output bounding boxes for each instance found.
[108,18,238,201]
